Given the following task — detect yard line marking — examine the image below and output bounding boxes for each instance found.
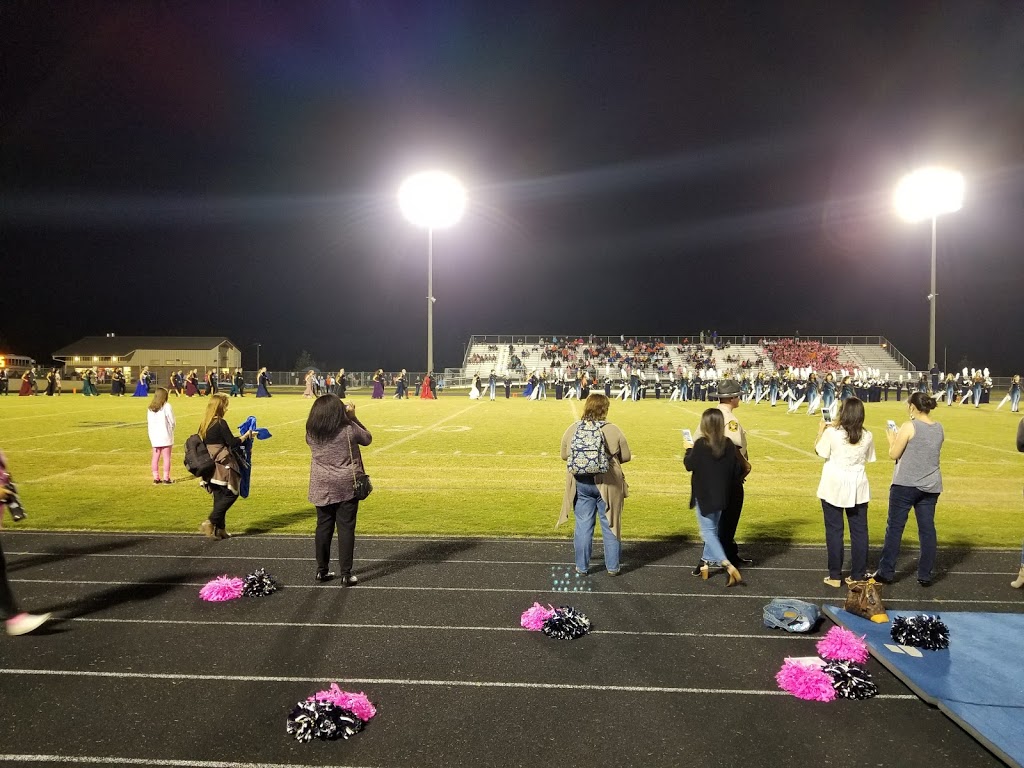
[0,756,377,768]
[750,432,817,458]
[1,421,146,444]
[372,404,479,454]
[11,578,1024,605]
[0,668,918,699]
[20,466,104,485]
[67,617,815,640]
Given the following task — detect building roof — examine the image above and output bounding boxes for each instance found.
[53,336,239,358]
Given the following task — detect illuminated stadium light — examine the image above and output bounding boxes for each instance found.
[399,171,467,374]
[894,167,964,223]
[894,166,964,370]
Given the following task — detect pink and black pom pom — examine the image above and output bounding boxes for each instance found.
[817,625,869,664]
[776,659,836,702]
[199,575,244,602]
[823,660,877,699]
[287,686,376,742]
[242,568,278,597]
[890,614,950,650]
[540,606,591,640]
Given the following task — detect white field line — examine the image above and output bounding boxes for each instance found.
[0,668,917,699]
[945,438,1022,455]
[1,420,146,444]
[371,404,482,454]
[67,616,814,640]
[11,577,1024,605]
[6,550,1020,576]
[19,466,105,485]
[0,403,132,422]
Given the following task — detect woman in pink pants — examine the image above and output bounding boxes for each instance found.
[147,387,176,484]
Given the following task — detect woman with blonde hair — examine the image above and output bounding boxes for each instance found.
[684,408,744,586]
[558,393,631,575]
[146,387,176,485]
[197,394,253,539]
[303,370,315,398]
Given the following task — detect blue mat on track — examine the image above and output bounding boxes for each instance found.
[822,606,1024,768]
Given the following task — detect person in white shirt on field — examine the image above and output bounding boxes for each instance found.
[147,387,176,484]
[814,396,875,587]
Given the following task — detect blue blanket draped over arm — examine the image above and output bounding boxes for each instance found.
[237,416,272,498]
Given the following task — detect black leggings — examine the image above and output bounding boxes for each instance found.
[0,537,20,619]
[208,485,238,529]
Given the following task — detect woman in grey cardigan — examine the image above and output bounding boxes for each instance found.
[306,395,372,585]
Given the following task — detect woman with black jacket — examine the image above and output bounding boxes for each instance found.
[684,408,746,586]
[198,394,253,540]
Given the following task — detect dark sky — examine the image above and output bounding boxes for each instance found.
[3,1,1023,373]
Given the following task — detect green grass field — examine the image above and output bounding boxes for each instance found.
[0,390,1020,546]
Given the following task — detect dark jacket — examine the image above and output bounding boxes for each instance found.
[683,438,743,512]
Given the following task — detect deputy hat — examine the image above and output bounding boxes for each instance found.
[716,379,741,399]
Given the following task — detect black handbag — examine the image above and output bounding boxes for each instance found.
[353,472,373,501]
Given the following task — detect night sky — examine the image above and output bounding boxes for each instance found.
[3,1,1023,374]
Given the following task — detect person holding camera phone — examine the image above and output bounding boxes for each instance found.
[872,391,944,586]
[814,397,875,587]
[306,395,372,584]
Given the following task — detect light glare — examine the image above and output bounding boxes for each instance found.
[398,171,467,229]
[894,167,964,222]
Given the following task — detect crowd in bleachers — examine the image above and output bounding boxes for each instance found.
[468,353,498,363]
[762,338,844,371]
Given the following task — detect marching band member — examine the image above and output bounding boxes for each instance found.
[806,372,821,415]
[944,374,956,407]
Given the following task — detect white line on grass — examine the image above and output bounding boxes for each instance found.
[66,616,816,640]
[0,756,377,768]
[1,421,146,444]
[11,577,1024,605]
[0,668,917,699]
[371,404,481,454]
[19,466,105,485]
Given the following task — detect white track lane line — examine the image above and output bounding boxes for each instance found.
[64,616,817,640]
[10,577,1023,605]
[0,756,376,768]
[0,667,918,699]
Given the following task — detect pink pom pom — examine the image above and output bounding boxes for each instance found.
[308,683,376,721]
[776,659,836,702]
[817,625,869,664]
[199,575,244,602]
[521,602,556,631]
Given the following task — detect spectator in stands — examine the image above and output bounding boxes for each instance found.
[558,393,631,576]
[815,397,875,587]
[872,392,944,586]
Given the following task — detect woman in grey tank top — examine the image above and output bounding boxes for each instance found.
[872,392,944,586]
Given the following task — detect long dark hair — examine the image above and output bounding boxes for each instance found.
[837,396,865,445]
[305,394,350,444]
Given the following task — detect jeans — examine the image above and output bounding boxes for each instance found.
[315,499,359,576]
[821,500,868,580]
[572,476,619,572]
[489,382,496,400]
[1012,391,1020,412]
[695,502,727,563]
[973,384,982,406]
[876,484,939,581]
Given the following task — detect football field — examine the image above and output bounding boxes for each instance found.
[0,390,1021,546]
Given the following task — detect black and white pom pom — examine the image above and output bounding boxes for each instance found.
[286,700,364,742]
[890,614,950,650]
[243,568,279,597]
[823,660,878,700]
[541,606,592,640]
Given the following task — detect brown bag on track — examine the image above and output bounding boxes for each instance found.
[844,579,889,622]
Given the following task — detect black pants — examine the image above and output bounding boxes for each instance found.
[208,485,238,529]
[0,537,20,619]
[718,482,744,562]
[315,499,359,576]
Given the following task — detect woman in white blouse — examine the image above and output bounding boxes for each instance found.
[814,396,875,587]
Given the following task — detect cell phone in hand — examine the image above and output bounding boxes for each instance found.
[887,419,898,432]
[682,429,693,443]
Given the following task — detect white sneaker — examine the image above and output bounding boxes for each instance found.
[6,612,52,636]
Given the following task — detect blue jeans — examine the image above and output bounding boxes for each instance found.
[573,477,619,572]
[821,500,868,580]
[1012,391,1020,412]
[694,502,727,564]
[876,484,939,581]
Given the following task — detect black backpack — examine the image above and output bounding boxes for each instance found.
[183,434,215,477]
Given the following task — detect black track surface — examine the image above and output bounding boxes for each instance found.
[1,532,1020,767]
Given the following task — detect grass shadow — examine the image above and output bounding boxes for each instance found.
[242,507,311,535]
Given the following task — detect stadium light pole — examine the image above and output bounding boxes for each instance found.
[252,343,261,372]
[894,166,964,371]
[398,171,467,375]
